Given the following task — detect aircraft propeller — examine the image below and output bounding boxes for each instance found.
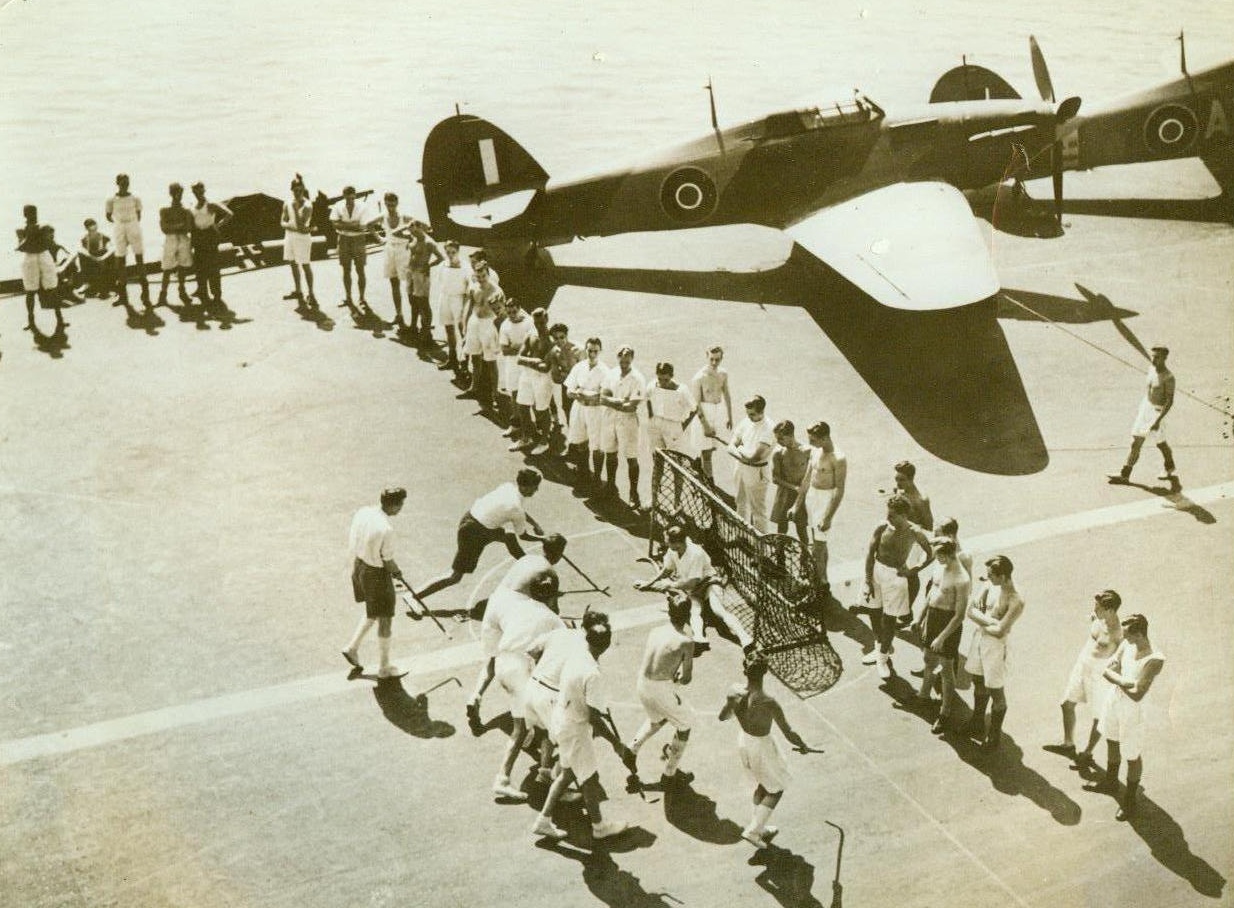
[1030,35,1081,227]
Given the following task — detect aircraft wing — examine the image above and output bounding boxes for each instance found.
[786,181,999,310]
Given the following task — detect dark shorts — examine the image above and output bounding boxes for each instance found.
[923,607,960,660]
[338,234,368,267]
[452,512,514,574]
[352,558,395,618]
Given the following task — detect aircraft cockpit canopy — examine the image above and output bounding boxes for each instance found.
[760,95,883,139]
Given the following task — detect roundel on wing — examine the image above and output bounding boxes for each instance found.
[659,166,718,223]
[1144,103,1198,155]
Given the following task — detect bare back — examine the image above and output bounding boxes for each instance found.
[724,684,781,737]
[641,624,692,682]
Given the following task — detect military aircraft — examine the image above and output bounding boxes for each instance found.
[421,37,1232,313]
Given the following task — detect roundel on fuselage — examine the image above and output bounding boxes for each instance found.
[1144,103,1198,155]
[659,166,718,223]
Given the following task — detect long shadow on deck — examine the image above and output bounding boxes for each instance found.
[550,246,1047,476]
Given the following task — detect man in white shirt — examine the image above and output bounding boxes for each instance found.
[497,299,534,441]
[599,345,647,509]
[341,487,408,679]
[414,469,546,601]
[105,173,149,306]
[330,186,374,313]
[563,337,610,486]
[432,240,470,376]
[487,572,567,802]
[635,525,753,654]
[464,534,567,733]
[727,395,776,532]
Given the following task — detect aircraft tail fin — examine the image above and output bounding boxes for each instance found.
[929,63,1020,103]
[421,114,549,245]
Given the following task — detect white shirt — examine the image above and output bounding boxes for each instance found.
[470,482,528,533]
[330,198,372,236]
[498,316,533,357]
[106,194,142,224]
[556,648,604,725]
[602,367,647,414]
[646,381,695,422]
[662,540,714,583]
[349,505,394,568]
[531,627,587,688]
[733,416,775,464]
[482,587,565,657]
[500,553,553,593]
[432,261,471,306]
[564,360,609,402]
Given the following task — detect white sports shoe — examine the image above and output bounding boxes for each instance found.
[493,781,528,802]
[591,819,629,840]
[531,817,568,839]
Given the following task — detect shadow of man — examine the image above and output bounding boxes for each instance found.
[30,321,70,359]
[661,781,743,845]
[370,678,456,739]
[750,844,827,908]
[1126,793,1228,897]
[535,837,669,908]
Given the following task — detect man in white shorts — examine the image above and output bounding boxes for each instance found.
[377,192,412,328]
[514,308,556,455]
[523,611,599,795]
[486,572,566,803]
[727,395,775,532]
[963,555,1025,751]
[635,525,753,654]
[1086,613,1165,820]
[645,361,697,455]
[460,262,503,409]
[1044,589,1123,766]
[863,494,934,680]
[563,337,609,485]
[16,206,59,333]
[719,653,814,849]
[1109,345,1180,492]
[158,182,195,308]
[599,345,647,509]
[432,240,470,376]
[497,299,533,437]
[106,173,149,306]
[625,592,696,790]
[689,346,733,482]
[790,421,847,596]
[532,613,629,841]
[280,177,316,308]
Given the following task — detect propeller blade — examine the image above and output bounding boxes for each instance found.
[1029,35,1055,104]
[1052,141,1064,228]
[1056,95,1082,124]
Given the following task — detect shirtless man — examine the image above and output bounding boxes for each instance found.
[280,177,316,308]
[458,262,504,408]
[406,221,442,342]
[963,555,1025,751]
[106,173,150,306]
[790,421,847,595]
[913,539,970,732]
[635,525,753,654]
[719,653,814,849]
[894,460,932,623]
[769,421,810,546]
[1086,613,1165,820]
[1044,589,1123,767]
[863,494,934,680]
[464,534,567,733]
[514,308,556,455]
[563,337,610,483]
[689,346,734,482]
[1109,345,1180,491]
[486,572,566,802]
[599,346,647,508]
[158,182,195,307]
[727,395,775,532]
[626,592,696,790]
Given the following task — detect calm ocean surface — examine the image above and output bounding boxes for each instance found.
[1,0,1231,279]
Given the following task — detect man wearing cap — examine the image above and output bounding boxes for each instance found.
[964,555,1025,750]
[599,345,647,509]
[341,487,408,679]
[330,186,374,313]
[1044,589,1123,765]
[728,396,776,532]
[105,173,150,306]
[414,469,546,601]
[790,421,847,595]
[1109,345,1180,492]
[515,308,556,455]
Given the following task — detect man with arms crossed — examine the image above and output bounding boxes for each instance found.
[964,555,1025,751]
[341,487,408,680]
[158,182,195,307]
[330,186,373,313]
[625,591,696,790]
[563,337,609,485]
[790,421,846,596]
[913,538,969,732]
[863,494,934,680]
[598,345,647,509]
[720,653,814,849]
[688,346,733,483]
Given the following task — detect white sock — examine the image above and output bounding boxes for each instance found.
[690,604,706,639]
[345,617,375,653]
[470,661,491,704]
[629,721,655,754]
[664,735,688,775]
[748,802,774,834]
[378,635,392,671]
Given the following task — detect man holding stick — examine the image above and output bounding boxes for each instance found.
[341,487,408,679]
[414,469,546,602]
[727,395,775,532]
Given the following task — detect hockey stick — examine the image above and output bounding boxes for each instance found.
[397,580,452,638]
[562,553,611,597]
